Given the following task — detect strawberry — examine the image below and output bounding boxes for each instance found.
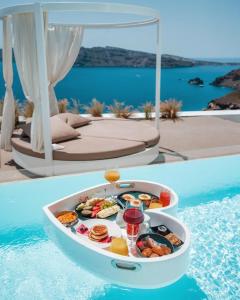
[136,240,144,250]
[92,206,100,211]
[91,209,100,218]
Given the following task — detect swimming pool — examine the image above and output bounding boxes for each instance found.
[1,155,240,299]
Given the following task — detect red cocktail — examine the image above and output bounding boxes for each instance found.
[123,207,144,240]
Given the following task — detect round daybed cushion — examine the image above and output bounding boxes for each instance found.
[77,119,160,147]
[20,115,80,143]
[11,135,146,161]
[57,113,91,128]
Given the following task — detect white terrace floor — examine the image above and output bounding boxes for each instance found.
[0,115,240,183]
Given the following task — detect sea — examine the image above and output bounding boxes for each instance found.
[0,63,239,111]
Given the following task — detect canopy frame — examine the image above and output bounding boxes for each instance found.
[0,2,161,175]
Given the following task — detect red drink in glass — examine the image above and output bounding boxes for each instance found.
[123,208,144,239]
[160,191,171,207]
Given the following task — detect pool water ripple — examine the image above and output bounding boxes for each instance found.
[179,195,240,300]
[0,242,105,300]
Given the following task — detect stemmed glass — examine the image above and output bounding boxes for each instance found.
[104,169,120,199]
[123,200,144,247]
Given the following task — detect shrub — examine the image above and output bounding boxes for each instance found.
[140,101,154,120]
[24,101,34,118]
[85,98,104,117]
[160,99,182,120]
[58,98,68,113]
[69,98,82,114]
[108,100,133,119]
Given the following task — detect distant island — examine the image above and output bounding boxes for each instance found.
[188,77,204,86]
[0,46,239,68]
[207,68,240,110]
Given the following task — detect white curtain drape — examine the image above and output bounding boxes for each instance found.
[2,14,84,153]
[12,13,44,152]
[0,16,15,151]
[47,25,84,115]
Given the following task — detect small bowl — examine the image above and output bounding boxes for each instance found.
[55,210,78,227]
[136,233,174,257]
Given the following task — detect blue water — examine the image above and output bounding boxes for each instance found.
[0,63,238,111]
[1,155,240,299]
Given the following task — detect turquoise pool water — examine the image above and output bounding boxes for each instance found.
[1,155,240,299]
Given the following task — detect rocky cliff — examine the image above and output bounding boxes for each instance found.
[211,68,240,90]
[207,69,240,110]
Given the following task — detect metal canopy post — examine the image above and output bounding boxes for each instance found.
[34,2,53,175]
[155,20,161,131]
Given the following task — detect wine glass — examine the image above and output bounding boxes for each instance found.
[104,169,120,199]
[123,199,144,247]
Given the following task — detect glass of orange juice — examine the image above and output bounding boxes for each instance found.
[104,169,120,183]
[104,169,120,198]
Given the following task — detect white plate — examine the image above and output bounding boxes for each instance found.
[75,219,122,248]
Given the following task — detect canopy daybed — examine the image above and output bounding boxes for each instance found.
[0,2,161,176]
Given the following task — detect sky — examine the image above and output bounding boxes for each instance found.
[0,0,239,58]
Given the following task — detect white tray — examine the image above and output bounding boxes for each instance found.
[43,180,190,289]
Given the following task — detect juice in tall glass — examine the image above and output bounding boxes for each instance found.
[123,208,144,239]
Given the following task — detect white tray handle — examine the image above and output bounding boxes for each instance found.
[111,260,141,271]
[115,182,135,189]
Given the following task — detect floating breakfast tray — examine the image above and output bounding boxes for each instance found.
[43,180,190,289]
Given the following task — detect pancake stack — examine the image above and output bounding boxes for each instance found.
[88,225,108,241]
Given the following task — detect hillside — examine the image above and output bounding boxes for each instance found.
[75,47,239,68]
[0,46,239,68]
[211,68,240,90]
[207,69,240,110]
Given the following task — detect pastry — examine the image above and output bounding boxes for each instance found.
[88,224,109,241]
[141,248,153,257]
[138,194,151,201]
[89,232,108,241]
[91,225,108,236]
[130,199,141,208]
[97,204,120,218]
[152,244,171,256]
[136,234,173,259]
[146,237,157,248]
[122,194,135,201]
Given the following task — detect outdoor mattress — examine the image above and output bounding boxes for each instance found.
[11,135,146,161]
[78,119,160,147]
[11,119,159,161]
